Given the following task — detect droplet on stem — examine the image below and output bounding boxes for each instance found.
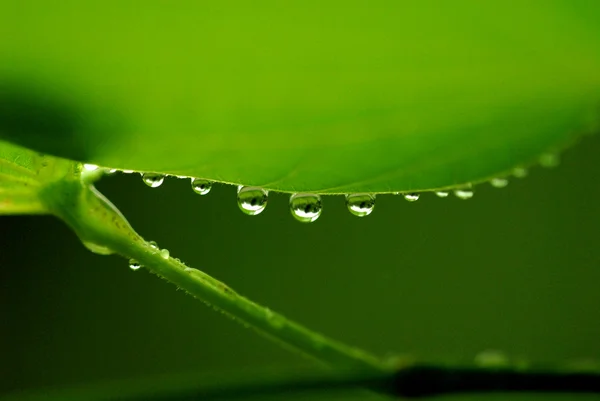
[129,259,141,271]
[237,186,268,216]
[512,167,528,178]
[345,194,376,217]
[434,191,449,198]
[454,185,474,200]
[83,163,99,171]
[403,193,420,202]
[142,173,165,188]
[490,177,509,188]
[191,178,213,195]
[289,193,322,223]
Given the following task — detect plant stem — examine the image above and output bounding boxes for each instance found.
[41,173,386,373]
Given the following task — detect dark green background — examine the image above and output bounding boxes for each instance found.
[2,135,600,400]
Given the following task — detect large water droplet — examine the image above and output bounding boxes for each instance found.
[512,167,528,178]
[129,259,141,271]
[289,193,322,223]
[403,193,420,202]
[454,185,474,200]
[160,249,170,259]
[191,178,212,195]
[83,163,99,172]
[435,191,449,198]
[237,186,268,216]
[82,241,114,255]
[539,153,560,168]
[345,194,375,217]
[142,173,165,188]
[490,177,509,188]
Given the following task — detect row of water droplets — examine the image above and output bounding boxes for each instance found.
[83,152,559,224]
[129,240,172,271]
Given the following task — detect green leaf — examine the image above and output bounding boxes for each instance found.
[1,1,599,194]
[0,142,74,214]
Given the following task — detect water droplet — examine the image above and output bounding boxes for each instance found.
[104,168,117,175]
[237,186,268,216]
[83,163,99,171]
[490,177,509,188]
[148,241,158,250]
[454,185,474,200]
[345,193,376,217]
[539,152,560,168]
[142,173,165,188]
[191,178,213,195]
[512,167,528,178]
[122,169,134,174]
[289,193,322,223]
[82,241,114,255]
[129,259,141,271]
[475,350,509,367]
[403,193,420,202]
[160,249,170,259]
[435,191,449,198]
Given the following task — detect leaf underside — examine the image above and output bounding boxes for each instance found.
[0,1,599,194]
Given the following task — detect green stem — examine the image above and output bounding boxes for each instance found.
[40,171,386,373]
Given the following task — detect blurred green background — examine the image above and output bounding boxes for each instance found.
[2,135,600,400]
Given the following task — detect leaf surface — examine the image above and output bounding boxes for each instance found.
[0,1,599,193]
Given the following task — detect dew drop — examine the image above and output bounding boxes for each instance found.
[142,173,165,188]
[237,186,268,216]
[403,193,420,202]
[83,163,99,171]
[454,185,474,200]
[191,178,213,195]
[539,152,560,168]
[104,168,118,175]
[148,241,159,250]
[512,167,528,178]
[160,249,170,259]
[122,170,134,174]
[289,193,322,223]
[129,259,141,271]
[345,193,376,217]
[490,177,509,188]
[434,191,449,198]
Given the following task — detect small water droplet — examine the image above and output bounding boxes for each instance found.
[148,241,158,250]
[83,163,99,171]
[345,193,375,217]
[490,177,509,188]
[289,193,322,223]
[539,152,560,168]
[160,249,170,259]
[475,350,509,367]
[237,186,268,216]
[122,170,134,174]
[403,193,420,202]
[191,178,213,195]
[142,173,165,188]
[104,168,117,175]
[512,167,528,178]
[454,185,474,200]
[129,259,141,271]
[435,191,449,198]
